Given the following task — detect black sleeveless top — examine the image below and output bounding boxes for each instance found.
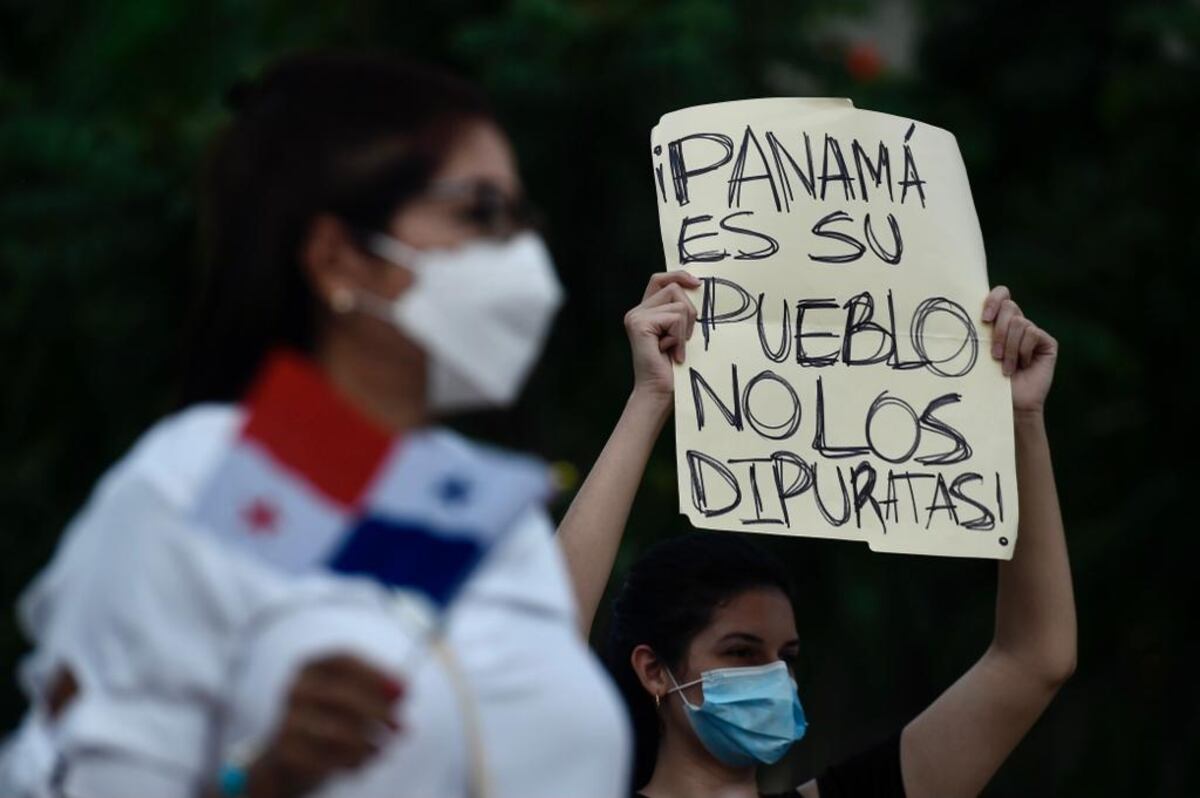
[634,731,904,798]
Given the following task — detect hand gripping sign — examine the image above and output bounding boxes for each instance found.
[651,98,1017,559]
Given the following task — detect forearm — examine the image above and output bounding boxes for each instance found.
[990,410,1076,682]
[901,410,1076,798]
[557,388,672,634]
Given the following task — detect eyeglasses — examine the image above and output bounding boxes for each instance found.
[423,179,542,238]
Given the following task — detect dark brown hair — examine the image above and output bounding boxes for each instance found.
[605,532,797,789]
[183,51,493,404]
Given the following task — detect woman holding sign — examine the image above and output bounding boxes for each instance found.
[0,53,628,798]
[558,271,1075,797]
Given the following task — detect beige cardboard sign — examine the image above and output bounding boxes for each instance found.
[651,98,1016,559]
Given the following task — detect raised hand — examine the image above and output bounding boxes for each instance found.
[623,271,700,400]
[983,285,1057,416]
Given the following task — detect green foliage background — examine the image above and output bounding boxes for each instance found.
[1,1,1195,793]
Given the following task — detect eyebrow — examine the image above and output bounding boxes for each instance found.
[716,633,802,650]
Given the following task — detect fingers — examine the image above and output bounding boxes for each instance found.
[307,654,404,703]
[983,286,1060,378]
[636,302,692,363]
[626,272,702,392]
[981,285,1010,324]
[1024,324,1058,365]
[278,654,405,779]
[273,710,379,782]
[992,309,1059,377]
[1017,321,1040,371]
[299,677,400,730]
[288,711,381,765]
[642,270,700,302]
[300,655,403,727]
[642,282,698,342]
[671,310,688,363]
[990,298,1022,360]
[626,296,697,366]
[1002,316,1028,376]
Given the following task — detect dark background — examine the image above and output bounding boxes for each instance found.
[1,1,1196,794]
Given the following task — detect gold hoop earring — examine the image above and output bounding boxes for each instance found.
[655,693,662,709]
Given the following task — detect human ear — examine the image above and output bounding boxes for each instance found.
[300,213,380,308]
[631,644,670,705]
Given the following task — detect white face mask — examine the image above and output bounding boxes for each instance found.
[358,231,564,412]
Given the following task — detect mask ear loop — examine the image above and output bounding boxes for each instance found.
[664,667,704,711]
[326,284,404,329]
[328,231,424,324]
[367,232,423,271]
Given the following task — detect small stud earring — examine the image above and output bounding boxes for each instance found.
[330,287,356,314]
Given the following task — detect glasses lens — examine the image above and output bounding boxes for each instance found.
[430,180,535,237]
[468,187,510,233]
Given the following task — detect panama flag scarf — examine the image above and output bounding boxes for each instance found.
[191,349,551,612]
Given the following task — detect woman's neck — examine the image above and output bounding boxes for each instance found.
[315,334,429,433]
[642,731,759,798]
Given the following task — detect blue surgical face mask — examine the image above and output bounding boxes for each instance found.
[666,660,808,768]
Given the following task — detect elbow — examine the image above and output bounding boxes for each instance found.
[1018,652,1076,694]
[1039,631,1078,688]
[1038,650,1076,689]
[991,642,1077,691]
[1021,659,1074,708]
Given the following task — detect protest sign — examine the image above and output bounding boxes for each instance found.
[651,98,1016,559]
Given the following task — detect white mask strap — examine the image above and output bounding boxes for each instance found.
[664,667,703,710]
[340,233,421,323]
[337,287,397,325]
[367,232,422,271]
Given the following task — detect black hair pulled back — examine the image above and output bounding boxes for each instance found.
[604,532,797,789]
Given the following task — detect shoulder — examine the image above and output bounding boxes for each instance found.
[10,408,281,786]
[18,404,242,636]
[116,403,242,510]
[15,404,290,705]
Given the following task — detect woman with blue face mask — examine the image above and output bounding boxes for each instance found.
[557,272,1076,797]
[0,53,629,798]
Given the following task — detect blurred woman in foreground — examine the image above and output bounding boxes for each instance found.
[558,271,1075,796]
[1,53,628,798]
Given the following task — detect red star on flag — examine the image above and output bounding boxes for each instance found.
[242,498,280,535]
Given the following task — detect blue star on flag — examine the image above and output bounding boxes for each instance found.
[437,476,472,505]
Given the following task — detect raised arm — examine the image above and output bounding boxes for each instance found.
[557,271,698,634]
[898,286,1077,798]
